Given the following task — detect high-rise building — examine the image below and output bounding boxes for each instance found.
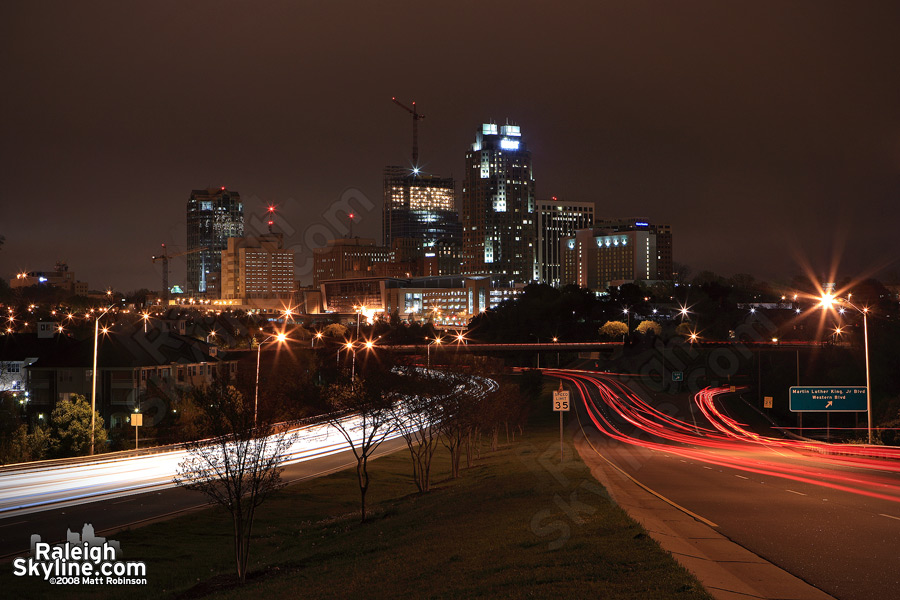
[462,123,536,282]
[382,166,461,257]
[560,226,670,290]
[535,199,594,286]
[186,187,243,295]
[312,238,393,285]
[595,218,673,281]
[220,233,295,302]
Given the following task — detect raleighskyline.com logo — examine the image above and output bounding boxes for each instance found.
[12,523,147,586]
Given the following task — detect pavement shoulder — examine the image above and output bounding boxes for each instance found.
[574,432,836,600]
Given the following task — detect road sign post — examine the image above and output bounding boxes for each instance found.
[553,383,570,461]
[132,413,143,450]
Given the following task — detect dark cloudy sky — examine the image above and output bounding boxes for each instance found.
[2,1,899,292]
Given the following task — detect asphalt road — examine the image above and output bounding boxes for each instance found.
[556,370,900,600]
[0,436,408,560]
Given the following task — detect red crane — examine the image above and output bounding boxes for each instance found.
[392,97,425,167]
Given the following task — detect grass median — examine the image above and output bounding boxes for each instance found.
[6,382,712,599]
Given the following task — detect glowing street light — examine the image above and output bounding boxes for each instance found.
[312,331,324,348]
[90,305,113,455]
[820,294,873,444]
[254,332,288,426]
[427,336,442,369]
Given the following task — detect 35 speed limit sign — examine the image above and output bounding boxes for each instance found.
[553,390,570,411]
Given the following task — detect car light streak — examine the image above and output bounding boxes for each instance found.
[547,370,900,505]
[0,373,497,519]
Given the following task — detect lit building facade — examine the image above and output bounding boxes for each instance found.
[535,199,594,286]
[186,187,244,296]
[462,123,535,282]
[219,233,295,303]
[319,275,524,325]
[10,262,88,296]
[383,166,461,257]
[560,228,660,290]
[312,238,393,285]
[595,218,673,281]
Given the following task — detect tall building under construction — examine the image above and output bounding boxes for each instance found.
[382,166,461,258]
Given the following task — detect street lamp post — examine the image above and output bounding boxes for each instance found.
[254,332,287,426]
[90,306,112,455]
[345,341,357,379]
[820,294,873,444]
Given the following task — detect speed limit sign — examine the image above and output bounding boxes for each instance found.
[553,390,570,411]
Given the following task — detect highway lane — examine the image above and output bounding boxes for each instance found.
[0,370,499,559]
[0,436,409,559]
[551,370,900,600]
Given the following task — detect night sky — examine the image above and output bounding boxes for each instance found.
[2,2,899,293]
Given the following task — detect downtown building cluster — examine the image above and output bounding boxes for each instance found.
[178,121,674,323]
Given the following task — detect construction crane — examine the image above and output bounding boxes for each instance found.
[392,97,425,168]
[151,244,204,304]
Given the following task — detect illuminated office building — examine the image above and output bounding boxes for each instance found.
[219,233,295,303]
[595,218,673,281]
[186,187,243,295]
[535,199,594,285]
[461,123,535,282]
[560,227,666,290]
[382,166,461,257]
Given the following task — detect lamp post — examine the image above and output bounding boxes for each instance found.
[90,306,112,455]
[312,331,323,348]
[820,294,873,444]
[345,341,357,379]
[254,332,287,426]
[427,336,442,369]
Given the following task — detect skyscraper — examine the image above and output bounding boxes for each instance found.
[535,199,595,286]
[382,166,461,257]
[186,187,243,295]
[462,123,535,282]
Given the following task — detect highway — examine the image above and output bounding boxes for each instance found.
[551,369,900,600]
[0,370,498,559]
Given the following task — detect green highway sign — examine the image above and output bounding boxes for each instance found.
[672,371,684,382]
[789,387,867,412]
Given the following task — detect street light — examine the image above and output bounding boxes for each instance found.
[819,294,873,444]
[90,306,113,455]
[254,332,288,426]
[427,336,442,369]
[312,331,323,348]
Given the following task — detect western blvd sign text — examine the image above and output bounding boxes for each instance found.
[789,386,867,412]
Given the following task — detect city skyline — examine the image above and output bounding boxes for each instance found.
[2,2,900,292]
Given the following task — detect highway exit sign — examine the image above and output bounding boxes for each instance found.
[789,387,867,412]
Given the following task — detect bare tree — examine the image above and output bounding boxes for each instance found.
[174,383,293,584]
[324,376,396,523]
[436,369,484,479]
[390,369,452,492]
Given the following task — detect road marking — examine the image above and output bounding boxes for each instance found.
[573,415,718,529]
[879,513,900,521]
[703,466,713,470]
[0,520,27,529]
[734,475,749,480]
[112,498,133,505]
[786,489,806,496]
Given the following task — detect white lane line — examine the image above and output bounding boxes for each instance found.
[786,489,806,496]
[879,513,900,521]
[734,475,749,480]
[703,466,713,470]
